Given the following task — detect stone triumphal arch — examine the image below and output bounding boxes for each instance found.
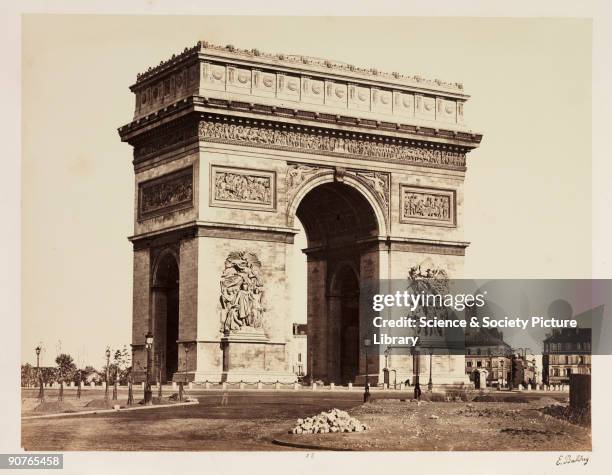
[119,41,482,385]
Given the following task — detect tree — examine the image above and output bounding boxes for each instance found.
[21,364,36,387]
[113,345,132,385]
[55,354,76,401]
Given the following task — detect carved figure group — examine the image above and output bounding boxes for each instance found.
[215,172,271,204]
[404,192,450,220]
[220,251,265,333]
[141,174,193,215]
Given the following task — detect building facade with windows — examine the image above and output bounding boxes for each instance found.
[543,328,591,385]
[465,329,512,387]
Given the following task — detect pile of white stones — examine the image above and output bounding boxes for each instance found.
[290,408,369,434]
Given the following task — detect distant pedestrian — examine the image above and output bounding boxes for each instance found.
[414,381,422,400]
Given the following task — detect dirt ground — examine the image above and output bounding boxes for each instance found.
[277,399,591,451]
[21,392,589,451]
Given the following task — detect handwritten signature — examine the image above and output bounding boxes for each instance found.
[556,455,589,466]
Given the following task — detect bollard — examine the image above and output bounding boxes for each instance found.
[91,382,96,388]
[222,382,227,390]
[294,382,299,390]
[312,382,317,391]
[330,383,335,391]
[525,384,531,391]
[239,381,244,390]
[399,382,405,390]
[204,381,210,389]
[275,381,280,390]
[257,381,263,390]
[383,383,388,390]
[172,382,177,390]
[348,382,353,391]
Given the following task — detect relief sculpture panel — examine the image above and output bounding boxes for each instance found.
[138,166,194,220]
[400,185,455,227]
[211,165,276,211]
[220,251,266,335]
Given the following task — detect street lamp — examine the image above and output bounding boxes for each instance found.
[500,359,505,390]
[105,347,111,401]
[363,338,371,403]
[428,347,434,391]
[35,346,44,403]
[127,347,134,405]
[113,360,118,401]
[144,332,154,405]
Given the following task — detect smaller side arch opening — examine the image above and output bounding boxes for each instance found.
[152,251,180,383]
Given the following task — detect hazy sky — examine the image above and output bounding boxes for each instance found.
[21,16,591,367]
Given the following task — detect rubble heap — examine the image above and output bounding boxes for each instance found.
[290,408,369,434]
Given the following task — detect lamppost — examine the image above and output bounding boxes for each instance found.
[35,346,44,402]
[157,353,163,398]
[76,369,82,399]
[184,345,189,383]
[144,332,153,405]
[113,360,118,401]
[105,347,111,401]
[363,338,371,403]
[428,347,433,391]
[500,358,505,390]
[127,347,134,405]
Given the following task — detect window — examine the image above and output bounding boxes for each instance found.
[467,361,472,368]
[477,361,482,367]
[298,353,302,363]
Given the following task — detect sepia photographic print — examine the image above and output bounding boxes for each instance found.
[3,3,612,474]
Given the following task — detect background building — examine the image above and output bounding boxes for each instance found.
[465,329,511,388]
[543,328,591,385]
[292,323,307,378]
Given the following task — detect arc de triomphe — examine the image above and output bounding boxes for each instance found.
[118,41,482,385]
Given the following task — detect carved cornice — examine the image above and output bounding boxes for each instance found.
[135,41,465,94]
[119,95,482,151]
[198,116,467,171]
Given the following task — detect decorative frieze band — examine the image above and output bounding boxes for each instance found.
[198,119,466,170]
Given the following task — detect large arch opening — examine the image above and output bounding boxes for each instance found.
[152,251,180,383]
[294,181,381,384]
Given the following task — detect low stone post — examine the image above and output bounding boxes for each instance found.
[188,382,193,390]
[221,382,227,390]
[293,382,299,390]
[275,381,280,390]
[204,381,210,389]
[399,383,405,390]
[172,382,177,390]
[239,381,244,390]
[330,383,335,391]
[348,383,353,391]
[257,381,262,390]
[312,382,317,391]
